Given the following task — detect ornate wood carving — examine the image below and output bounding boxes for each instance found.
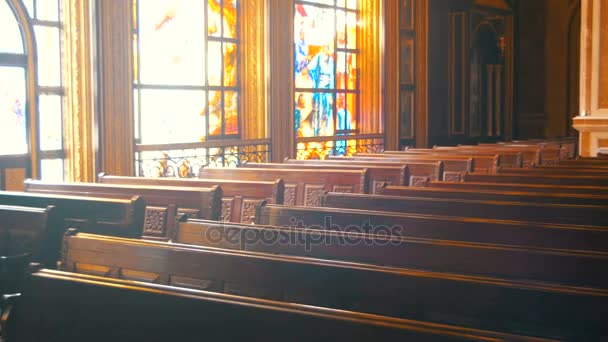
[143,206,168,235]
[240,199,259,224]
[177,208,201,220]
[221,198,234,222]
[443,171,462,182]
[284,184,297,206]
[304,185,326,207]
[332,185,355,193]
[372,180,390,194]
[409,176,429,187]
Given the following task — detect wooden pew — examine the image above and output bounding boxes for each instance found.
[255,204,608,252]
[176,219,608,288]
[559,158,608,167]
[427,180,608,196]
[24,180,222,241]
[380,184,608,206]
[434,145,542,167]
[97,173,283,224]
[497,166,608,177]
[387,149,524,168]
[0,205,57,295]
[243,162,408,194]
[321,192,608,227]
[462,172,608,186]
[472,144,566,165]
[283,158,443,186]
[57,231,608,339]
[4,269,555,342]
[356,152,498,173]
[330,155,475,181]
[0,191,144,239]
[198,167,368,206]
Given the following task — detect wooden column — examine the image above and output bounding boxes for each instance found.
[573,0,608,156]
[359,0,384,136]
[415,0,429,147]
[384,0,399,150]
[63,0,96,182]
[96,0,134,175]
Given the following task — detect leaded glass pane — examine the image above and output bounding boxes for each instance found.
[39,94,62,151]
[224,91,238,135]
[35,26,61,87]
[224,43,237,87]
[22,0,34,17]
[207,40,223,86]
[40,159,64,182]
[221,0,237,39]
[0,67,27,155]
[0,0,24,54]
[138,0,206,86]
[139,89,206,144]
[346,11,357,49]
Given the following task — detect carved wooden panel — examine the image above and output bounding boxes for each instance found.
[177,208,201,219]
[409,176,429,187]
[240,199,259,224]
[372,180,391,194]
[143,206,168,235]
[284,184,297,205]
[443,171,462,182]
[304,185,326,207]
[221,198,235,222]
[332,185,354,193]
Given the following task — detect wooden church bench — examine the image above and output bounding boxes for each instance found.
[356,152,499,173]
[243,162,408,194]
[198,167,368,206]
[386,149,524,168]
[57,231,608,340]
[321,192,608,227]
[3,268,555,342]
[380,184,608,206]
[434,146,542,167]
[426,180,608,196]
[283,158,443,186]
[496,166,608,177]
[24,180,222,241]
[255,204,608,252]
[330,154,474,181]
[462,172,608,186]
[97,173,283,224]
[176,219,608,288]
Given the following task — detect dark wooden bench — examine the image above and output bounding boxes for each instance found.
[97,173,283,224]
[435,146,543,167]
[0,205,57,295]
[426,180,608,196]
[4,269,553,342]
[387,149,524,168]
[198,167,368,206]
[330,155,474,181]
[321,192,608,227]
[355,152,499,174]
[56,231,608,339]
[255,204,608,252]
[176,219,608,288]
[497,166,608,177]
[380,184,608,206]
[243,162,408,194]
[24,180,222,241]
[463,172,608,186]
[283,158,443,186]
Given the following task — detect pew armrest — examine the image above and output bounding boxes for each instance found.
[0,293,20,341]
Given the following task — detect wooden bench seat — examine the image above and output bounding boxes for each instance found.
[426,180,608,196]
[176,219,608,288]
[321,192,608,227]
[463,172,608,186]
[198,167,368,206]
[283,158,443,186]
[243,162,408,194]
[97,173,283,224]
[497,166,608,177]
[4,269,554,342]
[435,146,544,167]
[24,180,222,241]
[471,144,566,164]
[57,231,608,339]
[356,152,499,174]
[380,184,608,206]
[256,204,608,252]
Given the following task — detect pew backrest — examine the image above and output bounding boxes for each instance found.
[97,173,283,224]
[463,172,608,186]
[427,180,608,196]
[198,167,368,206]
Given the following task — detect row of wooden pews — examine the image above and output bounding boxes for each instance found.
[2,137,607,341]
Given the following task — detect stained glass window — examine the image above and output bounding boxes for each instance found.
[133,0,240,146]
[294,0,359,158]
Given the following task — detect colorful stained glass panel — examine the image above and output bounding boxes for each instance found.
[0,67,28,155]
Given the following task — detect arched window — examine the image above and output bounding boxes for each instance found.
[0,0,65,184]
